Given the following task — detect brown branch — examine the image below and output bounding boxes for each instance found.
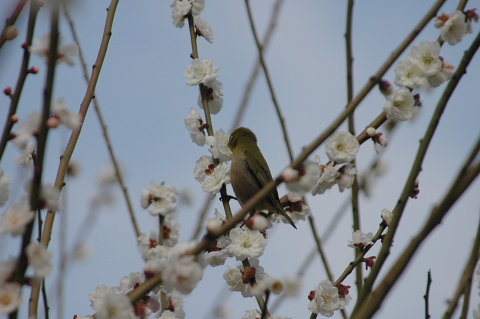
[62,1,140,238]
[0,0,40,161]
[0,0,28,50]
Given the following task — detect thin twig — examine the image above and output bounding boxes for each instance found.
[191,193,214,240]
[344,0,362,295]
[442,210,480,319]
[29,0,121,314]
[352,30,480,316]
[11,3,60,319]
[61,1,140,238]
[0,0,40,161]
[231,0,285,131]
[244,0,294,161]
[424,270,432,319]
[0,0,28,50]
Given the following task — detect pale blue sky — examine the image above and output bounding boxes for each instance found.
[0,0,480,318]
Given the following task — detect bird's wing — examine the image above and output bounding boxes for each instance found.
[243,149,282,207]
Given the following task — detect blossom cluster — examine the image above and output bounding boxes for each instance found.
[382,9,477,122]
[308,280,352,317]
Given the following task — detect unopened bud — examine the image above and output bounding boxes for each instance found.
[29,66,39,74]
[21,42,28,50]
[3,87,12,95]
[378,79,393,97]
[282,167,299,183]
[245,214,270,231]
[3,26,19,40]
[206,219,221,233]
[10,114,19,123]
[366,127,376,137]
[47,117,61,128]
[413,94,422,107]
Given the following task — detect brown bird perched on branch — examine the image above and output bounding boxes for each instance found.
[228,127,297,229]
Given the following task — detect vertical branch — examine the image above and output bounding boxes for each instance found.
[62,1,140,238]
[243,0,294,161]
[344,0,362,294]
[231,0,284,131]
[10,2,60,319]
[0,0,40,161]
[442,211,480,319]
[424,270,432,319]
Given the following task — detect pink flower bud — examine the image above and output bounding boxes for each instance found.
[378,79,393,96]
[3,87,12,95]
[10,114,19,123]
[47,117,61,128]
[29,66,39,74]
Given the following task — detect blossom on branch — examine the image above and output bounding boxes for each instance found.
[200,162,230,196]
[198,79,224,114]
[0,202,34,236]
[140,181,178,216]
[348,230,374,249]
[184,108,206,146]
[382,87,415,121]
[325,130,359,164]
[184,59,219,86]
[308,280,351,317]
[408,41,442,76]
[29,34,78,66]
[227,226,267,261]
[194,16,214,43]
[205,129,233,162]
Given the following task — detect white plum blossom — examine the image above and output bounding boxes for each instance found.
[41,184,60,212]
[204,249,232,267]
[162,255,204,294]
[285,161,321,194]
[170,0,192,28]
[140,181,178,216]
[381,208,394,226]
[26,241,53,278]
[227,227,267,261]
[0,202,34,236]
[51,98,82,130]
[92,292,134,319]
[194,155,214,183]
[198,79,224,114]
[184,108,206,146]
[165,290,186,319]
[201,162,230,196]
[383,87,415,121]
[408,41,442,76]
[441,11,468,45]
[162,215,181,247]
[252,276,284,296]
[29,34,78,66]
[206,129,233,162]
[97,164,121,187]
[194,15,214,43]
[337,164,357,192]
[373,133,389,154]
[311,156,340,195]
[223,258,268,298]
[117,271,145,294]
[88,285,118,309]
[348,230,374,249]
[17,141,35,167]
[0,168,10,206]
[242,309,261,319]
[206,210,230,248]
[428,59,455,87]
[325,130,359,164]
[0,283,22,315]
[11,112,40,149]
[394,59,427,89]
[308,280,351,317]
[184,59,219,86]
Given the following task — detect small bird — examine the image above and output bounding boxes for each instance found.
[228,127,297,229]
